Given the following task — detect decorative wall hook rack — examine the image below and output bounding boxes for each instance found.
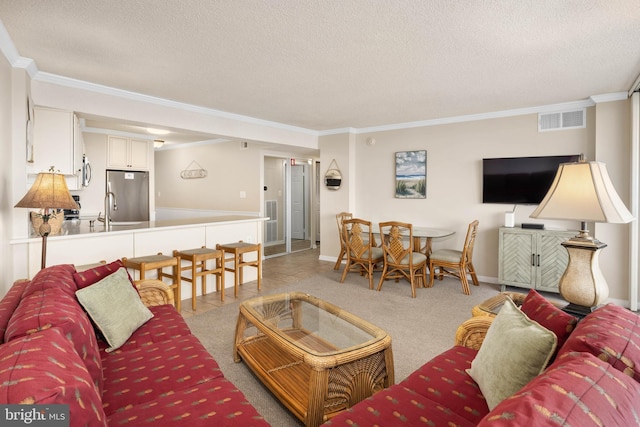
[180,160,208,179]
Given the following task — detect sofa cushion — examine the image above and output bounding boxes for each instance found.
[101,334,224,416]
[0,327,107,426]
[105,376,269,426]
[73,259,137,293]
[5,281,103,394]
[556,303,640,381]
[467,298,557,410]
[76,267,153,352]
[98,304,192,352]
[323,384,477,427]
[478,352,640,426]
[20,264,78,299]
[401,345,489,425]
[520,289,577,352]
[0,279,30,344]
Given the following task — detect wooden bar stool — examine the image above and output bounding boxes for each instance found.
[216,241,262,298]
[173,247,225,310]
[122,253,181,311]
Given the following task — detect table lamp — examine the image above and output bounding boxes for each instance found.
[530,156,634,316]
[15,168,79,270]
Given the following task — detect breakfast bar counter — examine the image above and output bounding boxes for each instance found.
[10,215,268,296]
[54,215,265,236]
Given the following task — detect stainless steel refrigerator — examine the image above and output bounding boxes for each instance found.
[105,170,150,222]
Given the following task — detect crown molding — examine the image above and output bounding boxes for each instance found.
[352,99,600,134]
[590,92,629,104]
[0,20,19,66]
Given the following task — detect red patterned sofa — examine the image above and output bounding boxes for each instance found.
[0,263,268,426]
[323,290,640,426]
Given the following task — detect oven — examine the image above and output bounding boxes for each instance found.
[64,195,81,220]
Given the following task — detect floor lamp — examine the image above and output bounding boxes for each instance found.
[14,170,79,270]
[530,157,634,316]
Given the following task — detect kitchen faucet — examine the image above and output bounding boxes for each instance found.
[104,191,117,229]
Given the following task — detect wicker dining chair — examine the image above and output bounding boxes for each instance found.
[428,220,479,295]
[334,212,353,270]
[340,218,384,290]
[377,221,428,298]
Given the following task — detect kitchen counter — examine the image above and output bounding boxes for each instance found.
[10,215,268,284]
[25,215,266,240]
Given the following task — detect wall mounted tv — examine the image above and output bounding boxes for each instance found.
[482,155,580,205]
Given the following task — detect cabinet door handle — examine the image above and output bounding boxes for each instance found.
[531,254,535,266]
[537,254,540,267]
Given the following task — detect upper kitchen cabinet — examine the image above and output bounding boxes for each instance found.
[31,107,84,178]
[107,136,150,170]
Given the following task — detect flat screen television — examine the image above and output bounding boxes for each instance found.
[482,155,580,204]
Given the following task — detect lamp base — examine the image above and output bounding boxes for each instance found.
[559,236,609,309]
[561,302,598,319]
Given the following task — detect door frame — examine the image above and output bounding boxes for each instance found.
[261,153,318,257]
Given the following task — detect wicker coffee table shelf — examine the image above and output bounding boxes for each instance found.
[234,292,394,427]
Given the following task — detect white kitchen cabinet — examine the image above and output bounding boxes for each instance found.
[498,227,576,293]
[107,136,150,170]
[31,107,84,185]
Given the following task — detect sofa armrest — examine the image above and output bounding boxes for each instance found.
[455,316,494,350]
[135,279,175,307]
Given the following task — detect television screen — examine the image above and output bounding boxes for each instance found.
[482,155,580,205]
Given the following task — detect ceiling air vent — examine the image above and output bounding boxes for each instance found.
[538,109,585,132]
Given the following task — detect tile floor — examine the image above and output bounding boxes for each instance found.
[180,247,333,318]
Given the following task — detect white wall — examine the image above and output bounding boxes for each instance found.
[0,55,13,293]
[319,133,353,263]
[593,100,633,300]
[154,141,262,213]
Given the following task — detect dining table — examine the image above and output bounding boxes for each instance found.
[411,226,456,257]
[373,224,455,258]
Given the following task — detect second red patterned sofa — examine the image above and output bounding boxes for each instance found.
[0,262,268,426]
[323,290,640,426]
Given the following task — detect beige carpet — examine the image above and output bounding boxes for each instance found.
[185,269,504,426]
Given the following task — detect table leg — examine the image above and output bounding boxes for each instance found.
[306,368,328,427]
[233,310,248,363]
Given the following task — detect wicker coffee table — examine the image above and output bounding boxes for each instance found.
[233,292,394,427]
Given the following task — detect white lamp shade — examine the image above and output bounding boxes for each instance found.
[530,161,633,224]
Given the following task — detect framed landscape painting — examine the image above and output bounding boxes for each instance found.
[395,150,426,198]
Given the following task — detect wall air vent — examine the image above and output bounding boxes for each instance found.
[538,109,585,132]
[265,200,278,243]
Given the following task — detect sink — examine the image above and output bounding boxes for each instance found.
[108,221,144,226]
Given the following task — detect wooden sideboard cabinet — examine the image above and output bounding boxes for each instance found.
[498,227,576,293]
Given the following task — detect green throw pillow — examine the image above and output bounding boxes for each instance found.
[76,267,153,352]
[467,297,557,410]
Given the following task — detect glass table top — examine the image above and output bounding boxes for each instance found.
[239,292,388,357]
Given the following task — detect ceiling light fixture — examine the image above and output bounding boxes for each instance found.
[153,140,165,148]
[146,127,170,135]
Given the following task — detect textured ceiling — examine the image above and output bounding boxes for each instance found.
[1,0,640,133]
